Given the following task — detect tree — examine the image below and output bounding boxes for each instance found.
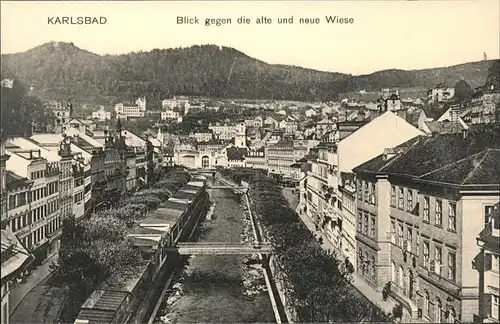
[221,168,392,323]
[453,80,472,103]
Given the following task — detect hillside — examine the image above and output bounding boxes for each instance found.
[1,41,497,104]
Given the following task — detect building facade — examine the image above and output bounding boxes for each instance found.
[353,131,500,323]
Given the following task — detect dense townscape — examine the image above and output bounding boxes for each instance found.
[1,43,499,324]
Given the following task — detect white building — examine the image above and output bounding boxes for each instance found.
[92,107,112,121]
[115,97,147,119]
[300,111,424,270]
[5,143,62,264]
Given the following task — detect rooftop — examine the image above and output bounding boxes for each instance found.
[354,130,500,188]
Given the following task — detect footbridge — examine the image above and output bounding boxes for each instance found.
[166,242,273,255]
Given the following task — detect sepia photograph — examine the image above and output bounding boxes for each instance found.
[0,1,499,324]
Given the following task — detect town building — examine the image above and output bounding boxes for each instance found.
[245,147,267,170]
[299,111,423,280]
[46,100,73,133]
[1,226,33,324]
[474,202,499,323]
[427,84,455,103]
[470,84,500,125]
[115,97,147,119]
[353,130,500,323]
[5,142,61,265]
[92,106,112,121]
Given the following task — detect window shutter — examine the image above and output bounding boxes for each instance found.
[484,253,493,271]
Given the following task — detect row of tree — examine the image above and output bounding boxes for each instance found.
[219,168,394,323]
[54,167,191,322]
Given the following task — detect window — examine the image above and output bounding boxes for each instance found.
[435,298,442,323]
[423,241,430,268]
[424,290,430,317]
[398,223,404,248]
[391,221,396,244]
[423,197,430,222]
[364,213,369,235]
[358,211,363,232]
[370,216,376,238]
[364,182,369,203]
[485,205,495,225]
[357,181,363,201]
[435,200,443,227]
[9,195,16,209]
[449,202,456,231]
[448,251,456,282]
[370,183,376,204]
[391,186,396,207]
[398,265,404,288]
[398,187,404,209]
[492,295,499,320]
[406,227,412,252]
[406,190,413,212]
[416,231,420,255]
[493,254,499,271]
[391,261,396,282]
[434,245,442,276]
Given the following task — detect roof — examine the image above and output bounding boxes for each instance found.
[6,171,31,190]
[226,147,248,161]
[1,227,32,280]
[354,130,500,187]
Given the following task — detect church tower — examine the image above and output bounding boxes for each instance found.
[234,121,247,148]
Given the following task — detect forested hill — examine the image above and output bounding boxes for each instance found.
[1,41,497,104]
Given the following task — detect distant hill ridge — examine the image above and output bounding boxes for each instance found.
[1,41,497,104]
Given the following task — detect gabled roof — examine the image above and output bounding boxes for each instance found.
[226,147,248,161]
[354,131,500,187]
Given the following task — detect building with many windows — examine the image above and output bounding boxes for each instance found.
[5,143,61,265]
[474,203,500,323]
[353,130,500,323]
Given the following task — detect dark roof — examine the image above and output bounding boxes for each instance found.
[6,171,31,190]
[173,190,198,201]
[226,147,248,161]
[77,309,115,323]
[354,131,500,188]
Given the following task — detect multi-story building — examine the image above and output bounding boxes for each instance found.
[245,147,267,170]
[191,130,213,143]
[266,139,303,181]
[427,85,455,103]
[102,130,126,207]
[115,97,147,119]
[470,84,500,125]
[208,122,237,140]
[299,112,423,269]
[5,143,61,265]
[124,148,137,193]
[5,170,33,253]
[92,107,112,121]
[303,139,341,249]
[71,161,85,220]
[46,100,73,133]
[353,130,500,323]
[1,226,32,324]
[475,203,499,323]
[10,137,74,224]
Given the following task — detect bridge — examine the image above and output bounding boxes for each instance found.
[166,242,273,255]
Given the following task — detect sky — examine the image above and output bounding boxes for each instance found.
[1,1,499,75]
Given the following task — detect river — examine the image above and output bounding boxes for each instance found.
[154,178,276,323]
